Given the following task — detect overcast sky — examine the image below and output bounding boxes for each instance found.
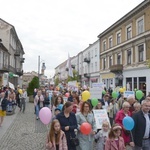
[0,0,144,77]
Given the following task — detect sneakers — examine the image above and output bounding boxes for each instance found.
[36,117,39,120]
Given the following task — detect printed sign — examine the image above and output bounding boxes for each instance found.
[93,109,111,129]
[124,91,135,98]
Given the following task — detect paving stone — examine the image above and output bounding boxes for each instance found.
[0,102,50,150]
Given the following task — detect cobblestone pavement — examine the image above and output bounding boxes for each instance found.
[0,102,50,150]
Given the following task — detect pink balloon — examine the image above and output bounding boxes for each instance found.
[39,107,52,125]
[65,92,70,97]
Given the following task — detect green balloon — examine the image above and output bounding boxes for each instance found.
[102,90,106,94]
[91,98,98,107]
[136,90,143,100]
[112,91,118,98]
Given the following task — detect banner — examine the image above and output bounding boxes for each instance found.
[124,91,135,98]
[93,109,111,129]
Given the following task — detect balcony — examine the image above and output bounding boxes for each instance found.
[20,58,25,63]
[110,64,123,73]
[84,73,90,78]
[16,68,23,76]
[14,50,20,56]
[0,63,9,73]
[84,58,90,63]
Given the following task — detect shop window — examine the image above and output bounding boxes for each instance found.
[117,54,121,64]
[126,78,132,90]
[138,44,144,62]
[139,77,146,95]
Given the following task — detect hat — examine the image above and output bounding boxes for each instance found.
[55,108,61,111]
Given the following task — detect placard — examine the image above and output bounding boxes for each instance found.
[90,87,102,99]
[124,91,135,98]
[93,109,111,129]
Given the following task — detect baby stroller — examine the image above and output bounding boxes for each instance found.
[6,100,16,115]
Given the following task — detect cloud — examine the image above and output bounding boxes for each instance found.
[0,0,144,77]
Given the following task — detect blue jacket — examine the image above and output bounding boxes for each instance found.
[0,98,8,111]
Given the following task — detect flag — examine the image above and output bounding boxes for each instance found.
[66,53,73,78]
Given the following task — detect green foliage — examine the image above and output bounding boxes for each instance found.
[147,59,150,68]
[54,77,60,86]
[27,76,39,96]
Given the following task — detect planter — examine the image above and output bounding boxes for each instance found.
[29,95,34,103]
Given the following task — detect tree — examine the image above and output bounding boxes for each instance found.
[54,77,60,86]
[27,76,39,96]
[147,59,150,68]
[67,70,79,82]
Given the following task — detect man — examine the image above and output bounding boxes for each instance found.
[132,100,150,150]
[127,95,136,115]
[100,94,110,110]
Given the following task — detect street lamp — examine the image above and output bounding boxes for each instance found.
[38,55,46,78]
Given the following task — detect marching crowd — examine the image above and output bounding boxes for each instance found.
[1,86,150,150]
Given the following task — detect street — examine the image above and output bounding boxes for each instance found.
[0,101,49,150]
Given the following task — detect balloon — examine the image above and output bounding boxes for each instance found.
[112,91,118,98]
[119,88,124,93]
[136,90,143,100]
[65,92,70,97]
[80,122,92,135]
[102,90,106,94]
[91,98,98,107]
[82,91,90,101]
[18,89,23,94]
[123,87,126,91]
[123,116,134,131]
[57,104,63,111]
[39,107,52,125]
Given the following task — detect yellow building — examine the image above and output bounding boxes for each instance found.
[98,0,150,95]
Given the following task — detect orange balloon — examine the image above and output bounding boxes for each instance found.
[80,122,92,135]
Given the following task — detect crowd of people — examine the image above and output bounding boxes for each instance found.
[0,86,27,126]
[1,85,150,150]
[32,87,150,150]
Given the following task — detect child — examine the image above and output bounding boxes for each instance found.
[94,121,110,150]
[52,108,61,120]
[105,124,126,150]
[46,119,68,150]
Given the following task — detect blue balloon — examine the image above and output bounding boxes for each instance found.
[57,104,63,111]
[123,116,134,131]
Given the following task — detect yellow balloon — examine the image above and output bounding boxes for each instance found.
[123,87,126,91]
[119,88,124,93]
[82,90,90,101]
[18,89,23,94]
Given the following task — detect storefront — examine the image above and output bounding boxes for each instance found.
[123,68,150,95]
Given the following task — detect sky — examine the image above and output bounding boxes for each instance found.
[0,0,144,77]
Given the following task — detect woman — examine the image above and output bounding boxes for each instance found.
[94,101,103,109]
[34,90,44,120]
[0,92,8,127]
[105,124,126,150]
[72,95,80,113]
[76,101,97,150]
[56,101,77,150]
[46,119,68,150]
[115,101,133,149]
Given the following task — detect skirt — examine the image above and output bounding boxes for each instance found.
[0,110,6,116]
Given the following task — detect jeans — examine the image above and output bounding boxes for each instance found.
[133,139,150,150]
[36,105,40,118]
[20,98,25,112]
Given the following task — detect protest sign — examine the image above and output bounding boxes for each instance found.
[124,91,135,98]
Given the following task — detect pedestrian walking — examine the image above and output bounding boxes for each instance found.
[19,89,27,113]
[132,99,150,150]
[0,92,8,127]
[46,119,68,150]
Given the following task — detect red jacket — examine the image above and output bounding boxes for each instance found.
[115,109,131,144]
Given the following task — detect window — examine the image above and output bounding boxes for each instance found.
[95,62,97,71]
[127,26,131,40]
[95,48,97,57]
[137,18,144,35]
[138,44,144,62]
[117,54,121,64]
[117,32,121,44]
[103,58,106,69]
[109,37,112,48]
[109,56,112,67]
[103,41,106,51]
[127,50,131,64]
[91,63,93,72]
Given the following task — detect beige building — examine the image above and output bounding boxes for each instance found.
[0,18,25,87]
[98,0,150,95]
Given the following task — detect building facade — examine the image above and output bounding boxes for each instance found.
[0,18,25,87]
[98,0,150,95]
